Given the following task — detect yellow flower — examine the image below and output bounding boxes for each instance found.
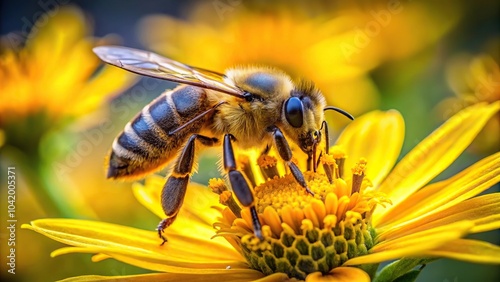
[437,39,500,154]
[0,6,135,127]
[23,101,500,281]
[0,6,137,218]
[138,1,459,118]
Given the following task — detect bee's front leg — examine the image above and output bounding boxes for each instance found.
[158,134,218,245]
[267,125,313,196]
[223,134,263,240]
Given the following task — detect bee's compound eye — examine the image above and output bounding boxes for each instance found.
[284,97,304,128]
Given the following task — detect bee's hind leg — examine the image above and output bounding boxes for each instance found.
[157,215,177,245]
[158,134,218,245]
[223,134,263,240]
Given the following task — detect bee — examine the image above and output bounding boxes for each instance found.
[93,46,353,244]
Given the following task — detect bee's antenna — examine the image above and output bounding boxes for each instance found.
[324,106,354,120]
[320,120,329,155]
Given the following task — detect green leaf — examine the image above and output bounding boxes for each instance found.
[393,270,421,282]
[357,263,379,280]
[374,258,435,282]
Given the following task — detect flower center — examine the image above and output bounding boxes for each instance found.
[211,147,383,280]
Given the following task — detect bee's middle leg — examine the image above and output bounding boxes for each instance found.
[267,125,313,195]
[223,134,263,240]
[158,134,218,245]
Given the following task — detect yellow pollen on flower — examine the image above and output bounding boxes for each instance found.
[220,191,233,204]
[320,153,337,165]
[258,155,278,168]
[214,152,379,280]
[209,179,241,217]
[351,158,367,194]
[352,158,367,175]
[238,154,257,187]
[320,153,338,182]
[208,178,228,195]
[258,154,280,180]
[331,145,347,179]
[330,146,346,159]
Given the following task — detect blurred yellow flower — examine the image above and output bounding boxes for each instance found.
[0,6,135,127]
[437,39,500,154]
[0,6,136,218]
[23,102,500,281]
[138,0,460,117]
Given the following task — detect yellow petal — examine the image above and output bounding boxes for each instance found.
[374,102,500,225]
[305,267,370,282]
[378,193,500,241]
[28,7,87,73]
[91,253,112,262]
[1,5,136,121]
[51,247,102,257]
[335,110,404,187]
[59,270,264,282]
[424,239,500,264]
[344,221,473,265]
[72,65,137,116]
[132,176,165,219]
[49,40,99,106]
[22,218,242,269]
[101,253,249,274]
[375,152,500,227]
[132,175,222,239]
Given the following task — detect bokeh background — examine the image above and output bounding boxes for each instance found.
[0,0,498,281]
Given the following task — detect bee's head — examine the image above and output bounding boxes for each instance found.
[282,81,326,154]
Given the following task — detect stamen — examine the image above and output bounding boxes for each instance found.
[257,155,280,180]
[238,154,257,187]
[320,153,336,183]
[209,178,228,194]
[351,158,367,194]
[209,178,241,217]
[331,146,346,179]
[220,191,242,218]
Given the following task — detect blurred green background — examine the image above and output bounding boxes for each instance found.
[0,0,498,281]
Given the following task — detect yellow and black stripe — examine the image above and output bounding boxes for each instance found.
[107,86,210,179]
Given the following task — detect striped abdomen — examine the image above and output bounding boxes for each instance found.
[107,86,211,179]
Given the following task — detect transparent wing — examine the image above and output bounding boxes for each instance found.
[93,45,244,98]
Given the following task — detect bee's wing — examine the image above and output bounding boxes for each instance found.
[93,46,244,98]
